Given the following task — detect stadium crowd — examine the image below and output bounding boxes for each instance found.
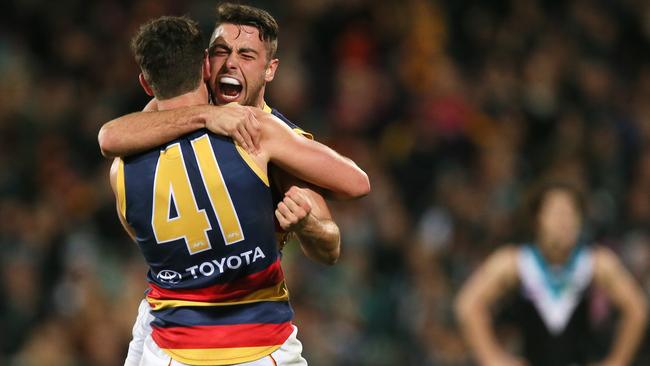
[0,0,648,364]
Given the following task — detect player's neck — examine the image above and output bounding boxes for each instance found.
[252,86,267,109]
[157,87,208,111]
[537,242,571,266]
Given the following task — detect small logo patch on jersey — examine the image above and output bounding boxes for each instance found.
[157,269,182,284]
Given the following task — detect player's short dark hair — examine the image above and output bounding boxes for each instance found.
[212,3,279,59]
[512,181,586,242]
[131,16,204,100]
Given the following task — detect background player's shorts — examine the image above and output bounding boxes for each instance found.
[124,299,307,366]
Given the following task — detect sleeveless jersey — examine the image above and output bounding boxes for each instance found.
[511,244,601,365]
[115,106,310,365]
[264,104,312,140]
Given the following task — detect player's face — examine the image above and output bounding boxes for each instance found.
[207,23,277,107]
[536,189,582,264]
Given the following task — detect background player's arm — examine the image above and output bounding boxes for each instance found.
[258,112,370,199]
[454,246,527,366]
[109,158,137,242]
[592,247,648,366]
[98,103,260,158]
[272,170,340,265]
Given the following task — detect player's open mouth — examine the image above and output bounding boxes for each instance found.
[218,76,242,102]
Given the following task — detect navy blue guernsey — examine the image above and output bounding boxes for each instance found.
[122,130,277,289]
[113,106,311,364]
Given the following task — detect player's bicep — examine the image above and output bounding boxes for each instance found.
[594,247,644,309]
[262,118,358,189]
[115,202,137,242]
[109,158,120,194]
[109,158,137,242]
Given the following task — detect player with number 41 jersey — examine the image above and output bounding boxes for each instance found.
[109,14,370,366]
[115,128,293,364]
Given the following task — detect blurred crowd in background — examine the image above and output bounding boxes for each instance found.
[1,0,649,365]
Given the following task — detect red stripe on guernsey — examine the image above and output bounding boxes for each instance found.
[152,321,293,349]
[148,259,284,303]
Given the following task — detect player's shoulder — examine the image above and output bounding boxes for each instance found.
[491,244,520,263]
[266,105,313,140]
[487,245,521,279]
[591,244,623,273]
[124,128,227,163]
[467,245,520,290]
[588,244,639,289]
[269,107,292,125]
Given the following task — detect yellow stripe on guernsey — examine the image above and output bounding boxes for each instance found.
[235,145,269,187]
[116,158,127,218]
[191,135,245,245]
[164,345,281,366]
[147,281,290,311]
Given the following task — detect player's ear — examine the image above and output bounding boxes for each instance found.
[138,73,155,97]
[203,50,211,81]
[264,58,279,82]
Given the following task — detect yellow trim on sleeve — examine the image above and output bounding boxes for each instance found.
[163,345,281,365]
[116,158,126,218]
[235,145,269,187]
[292,128,313,140]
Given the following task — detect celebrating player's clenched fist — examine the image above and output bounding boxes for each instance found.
[275,186,314,231]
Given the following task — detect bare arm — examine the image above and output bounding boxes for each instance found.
[258,112,370,199]
[99,106,206,157]
[593,247,648,366]
[98,103,260,158]
[272,170,340,265]
[109,158,137,242]
[455,246,527,366]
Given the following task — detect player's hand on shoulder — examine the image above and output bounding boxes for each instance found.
[249,107,284,130]
[275,186,313,231]
[206,102,260,153]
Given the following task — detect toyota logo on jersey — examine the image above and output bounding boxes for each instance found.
[157,269,182,284]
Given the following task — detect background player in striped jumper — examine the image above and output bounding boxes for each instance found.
[110,15,368,366]
[455,182,647,366]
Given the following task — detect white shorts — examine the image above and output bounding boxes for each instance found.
[124,299,307,366]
